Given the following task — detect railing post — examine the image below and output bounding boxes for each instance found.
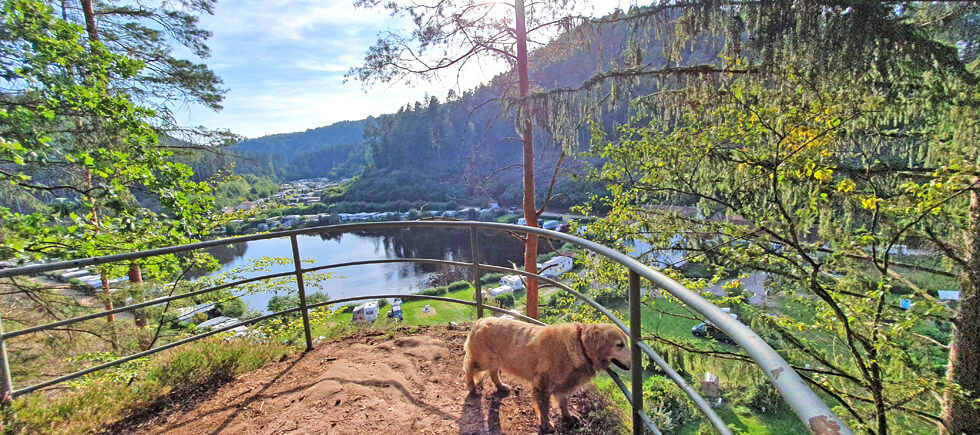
[0,315,12,403]
[629,270,643,435]
[470,226,484,319]
[290,235,314,351]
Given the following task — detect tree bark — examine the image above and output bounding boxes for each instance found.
[514,0,538,319]
[129,263,148,328]
[942,181,980,434]
[100,272,115,323]
[79,0,99,42]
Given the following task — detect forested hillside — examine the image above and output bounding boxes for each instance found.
[214,13,715,207]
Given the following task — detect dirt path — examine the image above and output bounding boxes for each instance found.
[129,325,622,434]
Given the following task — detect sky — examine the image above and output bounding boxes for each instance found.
[178,1,506,139]
[177,1,627,139]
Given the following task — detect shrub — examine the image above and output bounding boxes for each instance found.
[545,292,562,307]
[682,263,715,279]
[536,253,555,263]
[479,273,505,285]
[643,376,697,432]
[742,378,789,415]
[494,293,515,308]
[378,299,390,308]
[216,298,246,318]
[267,295,300,314]
[417,287,447,296]
[447,280,471,292]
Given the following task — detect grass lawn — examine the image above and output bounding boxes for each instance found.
[679,404,804,434]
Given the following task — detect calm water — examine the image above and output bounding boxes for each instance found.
[203,228,544,312]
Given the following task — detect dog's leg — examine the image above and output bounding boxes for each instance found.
[557,394,581,427]
[489,369,511,393]
[533,386,553,433]
[464,355,479,395]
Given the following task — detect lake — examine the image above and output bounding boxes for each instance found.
[202,228,551,312]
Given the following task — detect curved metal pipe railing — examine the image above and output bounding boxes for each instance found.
[0,221,849,434]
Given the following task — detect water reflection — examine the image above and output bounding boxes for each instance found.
[198,228,551,312]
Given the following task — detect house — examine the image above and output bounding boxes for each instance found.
[234,201,257,212]
[500,275,524,290]
[938,290,961,302]
[197,316,240,330]
[281,215,300,226]
[176,302,216,321]
[539,255,573,278]
[626,233,689,268]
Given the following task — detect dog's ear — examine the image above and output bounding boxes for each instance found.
[582,324,609,356]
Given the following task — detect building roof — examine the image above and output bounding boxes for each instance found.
[938,290,961,301]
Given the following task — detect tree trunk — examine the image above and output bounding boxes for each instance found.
[79,0,99,42]
[942,183,980,434]
[514,0,538,319]
[129,263,148,328]
[101,272,115,323]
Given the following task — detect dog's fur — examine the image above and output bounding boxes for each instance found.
[463,317,631,432]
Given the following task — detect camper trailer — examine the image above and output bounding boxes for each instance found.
[351,300,379,323]
[499,275,524,290]
[540,255,574,278]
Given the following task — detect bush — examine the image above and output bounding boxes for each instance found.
[494,293,515,308]
[193,312,208,324]
[536,252,555,263]
[267,295,300,314]
[447,280,471,291]
[417,287,447,296]
[682,263,715,279]
[480,273,505,285]
[643,376,697,432]
[378,298,389,308]
[741,378,789,414]
[216,298,246,318]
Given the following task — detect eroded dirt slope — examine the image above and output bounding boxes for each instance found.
[126,325,623,434]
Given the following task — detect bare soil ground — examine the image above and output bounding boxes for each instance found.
[124,324,624,434]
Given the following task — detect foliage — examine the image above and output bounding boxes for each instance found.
[575,2,980,429]
[643,375,698,432]
[494,292,515,308]
[479,273,506,286]
[0,0,229,301]
[447,280,471,292]
[739,377,790,416]
[6,337,287,434]
[417,286,448,297]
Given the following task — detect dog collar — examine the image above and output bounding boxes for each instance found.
[576,325,597,371]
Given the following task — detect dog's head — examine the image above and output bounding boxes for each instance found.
[583,323,632,371]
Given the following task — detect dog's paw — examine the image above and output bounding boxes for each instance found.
[495,383,512,393]
[538,422,555,434]
[562,413,582,428]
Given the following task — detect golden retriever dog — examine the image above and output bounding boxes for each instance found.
[463,317,631,432]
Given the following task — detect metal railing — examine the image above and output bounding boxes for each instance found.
[0,221,850,434]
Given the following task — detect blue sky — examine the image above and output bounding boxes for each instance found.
[178,1,503,139]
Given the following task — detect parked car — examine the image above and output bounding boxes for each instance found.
[543,220,560,230]
[557,223,570,233]
[516,218,545,226]
[691,322,736,345]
